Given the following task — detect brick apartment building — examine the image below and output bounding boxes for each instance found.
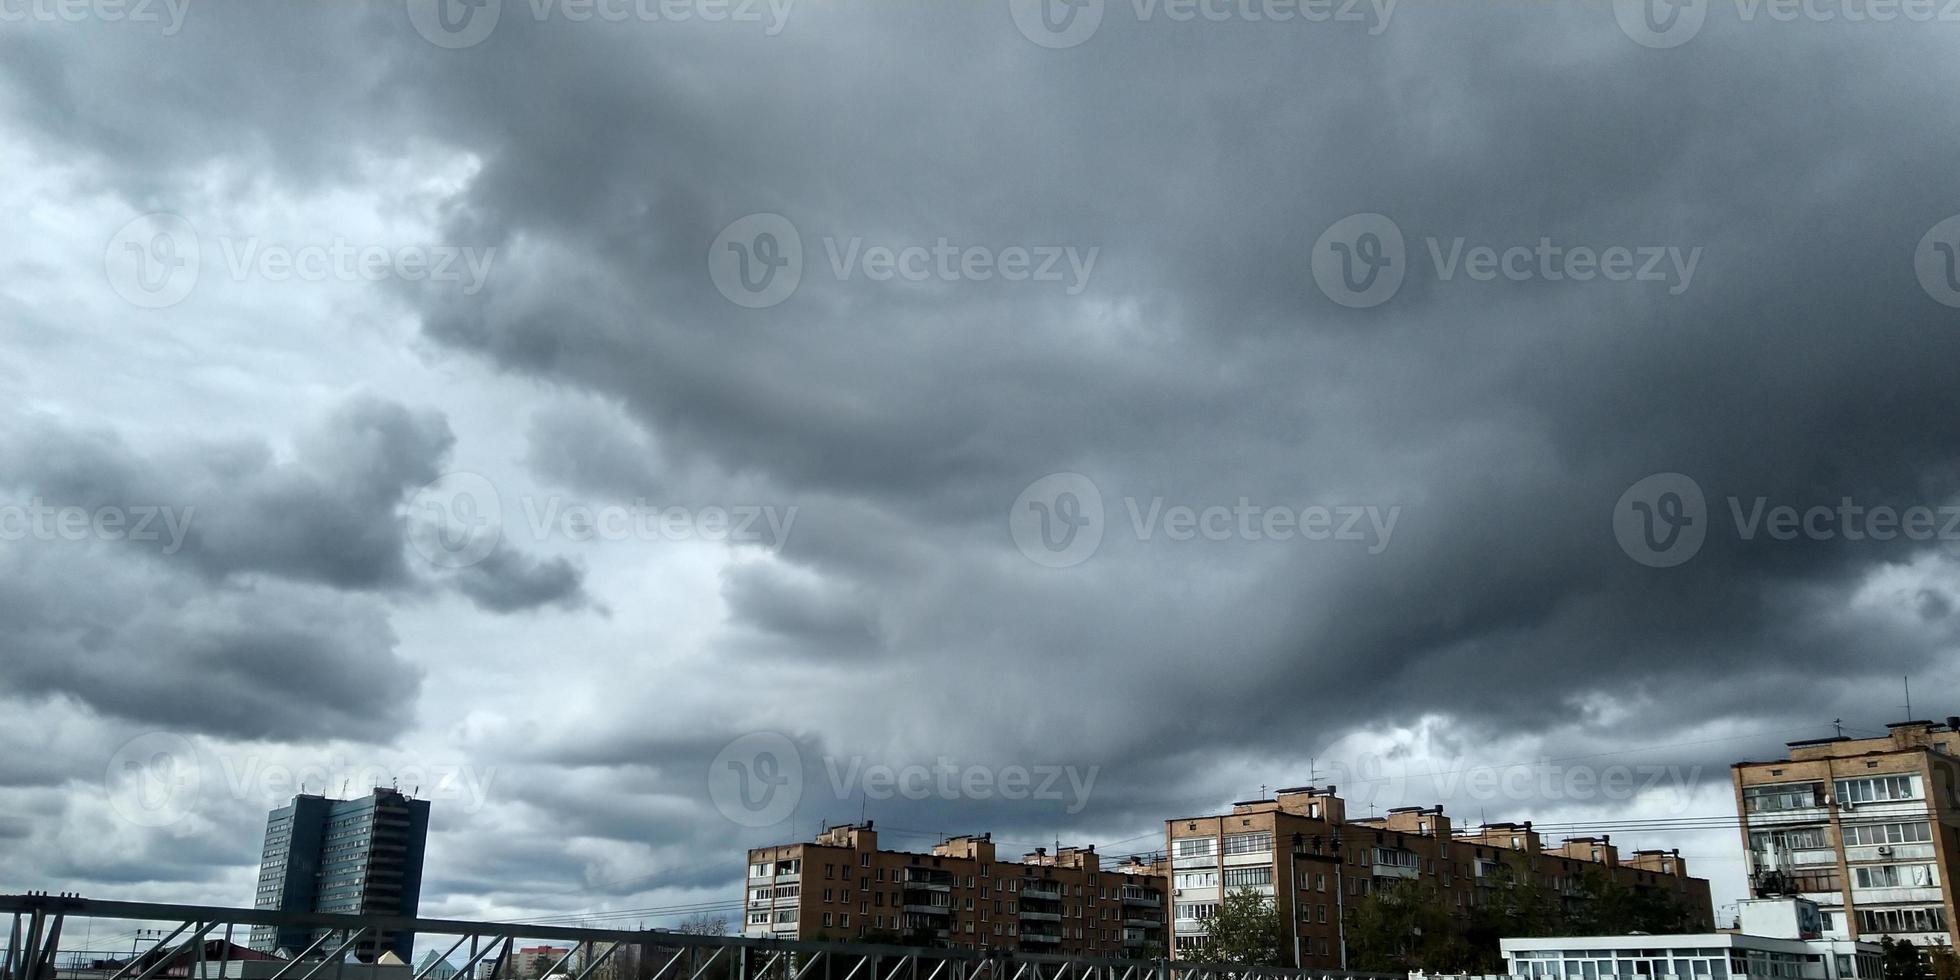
[744,823,1168,954]
[1167,786,1714,968]
[1733,718,1960,947]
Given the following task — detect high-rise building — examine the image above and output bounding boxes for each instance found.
[249,787,432,961]
[743,823,1169,955]
[1167,787,1713,968]
[1732,719,1960,947]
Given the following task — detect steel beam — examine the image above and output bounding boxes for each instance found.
[296,930,372,980]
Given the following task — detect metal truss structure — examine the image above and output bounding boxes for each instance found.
[0,895,1395,980]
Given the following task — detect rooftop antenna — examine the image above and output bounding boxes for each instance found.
[1833,718,1844,738]
[340,778,349,799]
[1905,676,1913,719]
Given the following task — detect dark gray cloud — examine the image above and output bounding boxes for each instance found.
[452,548,594,612]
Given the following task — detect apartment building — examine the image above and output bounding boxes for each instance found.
[744,822,1168,955]
[1732,718,1960,947]
[249,788,431,961]
[1166,786,1714,969]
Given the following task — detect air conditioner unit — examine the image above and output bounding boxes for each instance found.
[1877,846,1894,857]
[1841,802,1856,812]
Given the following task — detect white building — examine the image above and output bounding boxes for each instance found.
[1500,899,1882,980]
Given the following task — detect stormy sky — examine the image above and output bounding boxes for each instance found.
[3,0,1960,942]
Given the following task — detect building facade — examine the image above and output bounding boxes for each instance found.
[743,823,1168,955]
[1732,719,1960,948]
[1500,898,1882,980]
[1166,787,1714,969]
[249,788,432,961]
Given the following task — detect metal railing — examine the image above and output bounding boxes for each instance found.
[0,894,1397,980]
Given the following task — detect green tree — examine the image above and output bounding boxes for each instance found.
[1881,938,1930,980]
[1926,947,1960,980]
[1567,870,1696,936]
[1348,880,1476,974]
[1198,888,1283,967]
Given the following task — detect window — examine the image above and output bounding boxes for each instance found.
[1854,865,1936,888]
[1743,782,1827,812]
[1222,831,1273,855]
[1842,822,1932,846]
[1175,837,1217,858]
[841,913,850,927]
[1223,866,1273,888]
[1835,776,1918,804]
[1857,906,1947,933]
[1373,847,1418,869]
[823,912,833,927]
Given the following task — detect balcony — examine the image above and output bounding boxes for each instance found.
[903,903,953,915]
[1120,890,1162,906]
[1852,886,1943,905]
[1018,909,1062,922]
[1020,930,1062,944]
[1021,881,1062,898]
[1125,914,1165,927]
[1847,843,1936,863]
[1745,806,1831,825]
